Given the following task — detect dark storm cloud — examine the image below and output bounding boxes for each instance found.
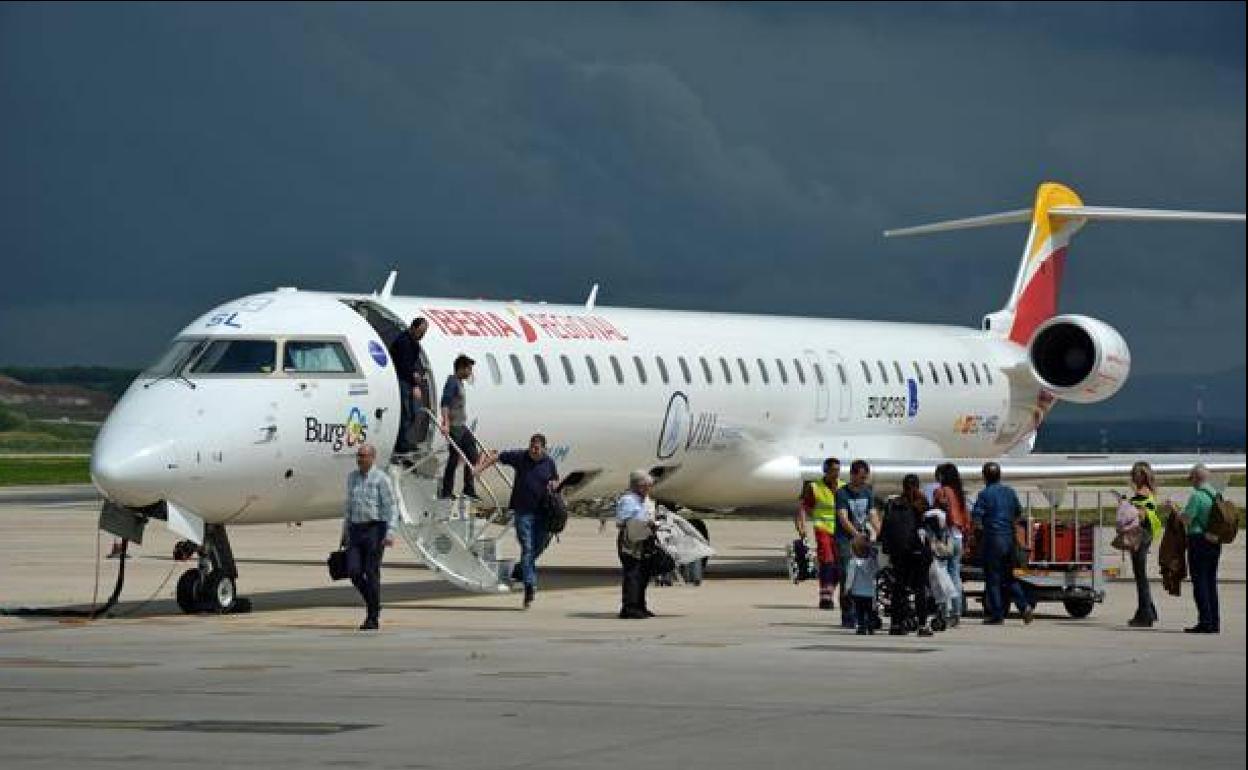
[0,2,1243,385]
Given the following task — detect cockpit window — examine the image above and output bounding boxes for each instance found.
[189,339,277,375]
[144,338,206,377]
[283,341,355,373]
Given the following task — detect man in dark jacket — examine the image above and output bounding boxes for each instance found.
[387,318,429,453]
[477,434,560,609]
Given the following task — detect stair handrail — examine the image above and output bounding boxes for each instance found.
[417,407,506,520]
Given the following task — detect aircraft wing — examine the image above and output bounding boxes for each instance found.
[796,453,1246,489]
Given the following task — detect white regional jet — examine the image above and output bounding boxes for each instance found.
[90,182,1245,613]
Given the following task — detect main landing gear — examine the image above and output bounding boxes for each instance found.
[174,525,252,614]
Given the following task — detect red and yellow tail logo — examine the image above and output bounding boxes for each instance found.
[1007,182,1086,345]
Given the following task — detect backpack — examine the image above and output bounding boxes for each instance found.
[1203,489,1240,545]
[541,489,569,535]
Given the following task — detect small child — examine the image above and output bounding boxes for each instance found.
[846,535,879,635]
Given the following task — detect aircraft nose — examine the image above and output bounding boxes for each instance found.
[91,424,177,508]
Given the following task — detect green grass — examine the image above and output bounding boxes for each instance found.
[0,456,91,486]
[0,432,94,453]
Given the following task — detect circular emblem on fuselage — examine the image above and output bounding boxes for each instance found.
[368,340,388,367]
[657,392,691,460]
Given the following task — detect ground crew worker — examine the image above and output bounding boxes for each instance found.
[796,457,844,610]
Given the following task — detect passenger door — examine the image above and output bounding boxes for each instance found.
[803,349,829,422]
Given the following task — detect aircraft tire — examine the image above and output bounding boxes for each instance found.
[175,569,203,614]
[203,573,238,614]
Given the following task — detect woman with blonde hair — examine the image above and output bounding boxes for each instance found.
[1128,461,1162,627]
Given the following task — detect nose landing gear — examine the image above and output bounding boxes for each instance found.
[173,525,251,614]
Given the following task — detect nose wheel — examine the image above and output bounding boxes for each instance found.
[172,525,251,614]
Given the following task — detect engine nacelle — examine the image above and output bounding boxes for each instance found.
[1027,315,1131,404]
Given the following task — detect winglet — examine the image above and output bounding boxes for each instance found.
[377,271,397,301]
[585,283,599,311]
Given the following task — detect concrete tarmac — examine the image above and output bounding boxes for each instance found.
[0,491,1243,769]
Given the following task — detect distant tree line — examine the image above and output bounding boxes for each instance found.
[0,366,139,400]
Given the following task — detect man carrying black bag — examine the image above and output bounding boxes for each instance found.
[476,433,560,609]
[615,470,660,619]
[339,444,400,631]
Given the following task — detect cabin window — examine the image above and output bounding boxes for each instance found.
[190,339,277,375]
[560,354,575,385]
[775,358,789,385]
[912,361,924,385]
[510,354,526,384]
[957,362,968,385]
[944,362,955,384]
[837,363,849,385]
[633,355,648,385]
[877,360,889,385]
[585,355,600,385]
[756,358,770,385]
[737,358,750,385]
[928,361,940,384]
[610,355,625,384]
[793,359,807,385]
[700,357,714,384]
[860,360,872,385]
[486,353,502,385]
[970,362,981,385]
[678,356,692,384]
[813,363,826,385]
[719,357,733,384]
[893,361,905,384]
[655,356,670,385]
[983,364,994,385]
[534,355,550,385]
[282,340,356,374]
[145,338,205,378]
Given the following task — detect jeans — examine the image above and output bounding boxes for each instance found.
[852,596,874,630]
[835,535,857,625]
[1130,534,1157,622]
[946,530,965,616]
[514,509,550,589]
[346,521,386,622]
[1188,534,1221,631]
[982,531,1030,622]
[440,426,480,498]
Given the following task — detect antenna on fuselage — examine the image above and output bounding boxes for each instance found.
[377,271,398,301]
[585,283,599,311]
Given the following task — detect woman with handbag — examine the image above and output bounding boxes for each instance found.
[615,470,659,619]
[1127,462,1162,627]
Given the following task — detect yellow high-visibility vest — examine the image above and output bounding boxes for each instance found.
[811,478,843,534]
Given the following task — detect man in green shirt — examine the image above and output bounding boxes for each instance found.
[1179,464,1221,634]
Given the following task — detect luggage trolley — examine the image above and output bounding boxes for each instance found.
[962,490,1119,619]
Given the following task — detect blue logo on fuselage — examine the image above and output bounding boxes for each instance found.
[368,340,387,367]
[907,379,919,418]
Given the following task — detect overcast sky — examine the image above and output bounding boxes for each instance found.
[1,2,1243,379]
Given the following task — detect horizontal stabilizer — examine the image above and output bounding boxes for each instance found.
[885,205,1244,237]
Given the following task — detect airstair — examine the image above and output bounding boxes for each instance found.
[389,410,516,594]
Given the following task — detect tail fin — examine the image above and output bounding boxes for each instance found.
[884,182,1244,345]
[1000,182,1085,344]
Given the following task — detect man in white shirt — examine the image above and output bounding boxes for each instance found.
[616,470,656,619]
